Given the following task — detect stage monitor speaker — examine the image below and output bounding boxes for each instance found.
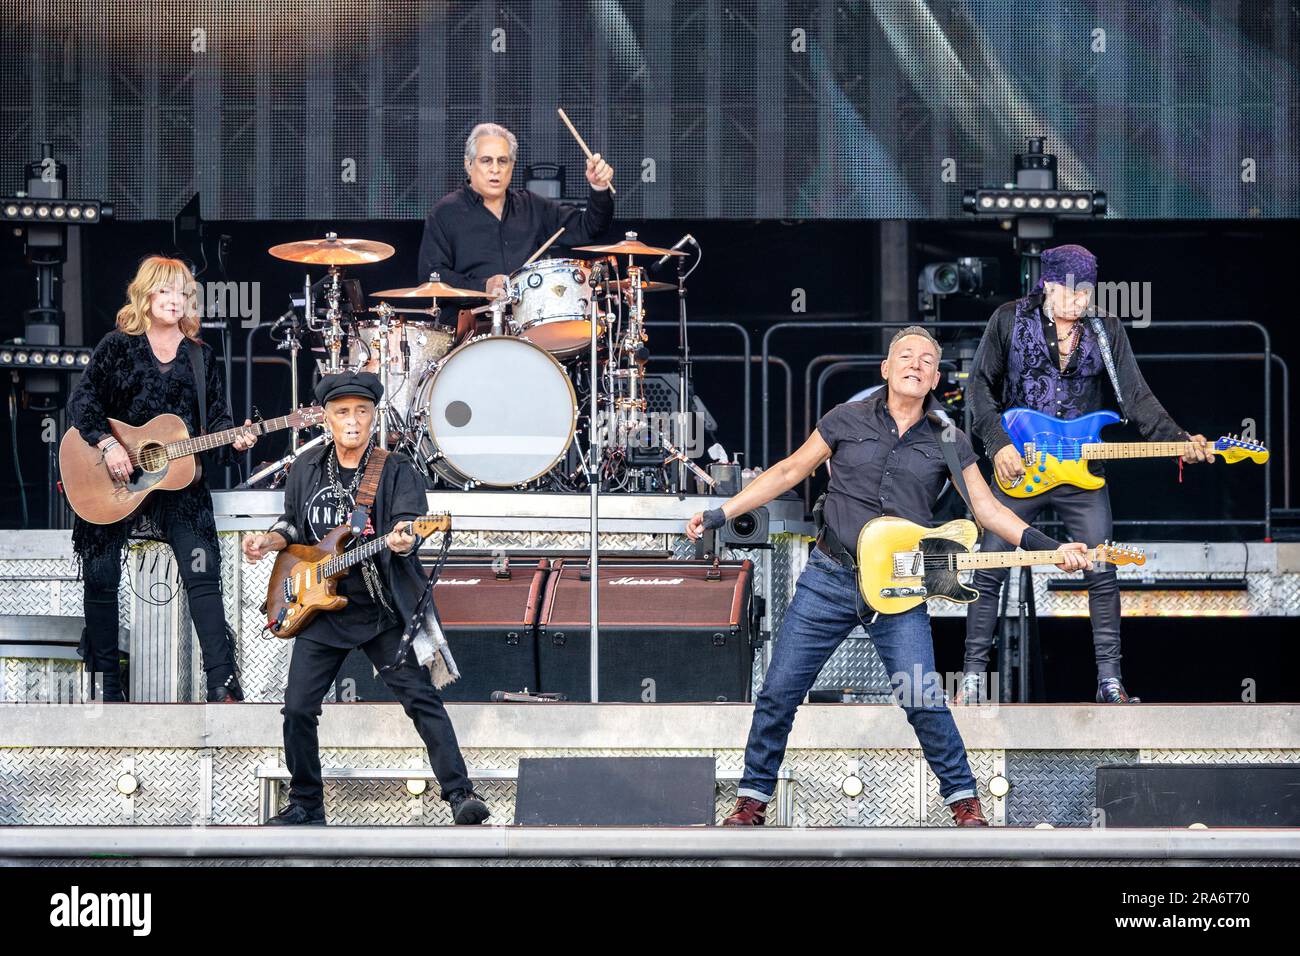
[514,756,716,826]
[536,558,755,702]
[335,557,549,702]
[1095,763,1300,827]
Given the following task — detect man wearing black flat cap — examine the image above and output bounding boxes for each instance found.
[242,370,488,826]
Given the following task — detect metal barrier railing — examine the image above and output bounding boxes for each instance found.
[646,321,752,466]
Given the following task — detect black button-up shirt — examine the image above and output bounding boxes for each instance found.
[968,297,1186,458]
[816,389,979,549]
[416,184,615,291]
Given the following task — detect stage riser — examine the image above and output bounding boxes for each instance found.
[2,746,1297,828]
[0,531,807,704]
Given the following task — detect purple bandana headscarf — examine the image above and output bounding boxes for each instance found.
[1033,243,1097,292]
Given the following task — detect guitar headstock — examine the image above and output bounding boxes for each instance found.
[1213,434,1269,464]
[411,512,452,537]
[1096,541,1145,567]
[289,405,326,429]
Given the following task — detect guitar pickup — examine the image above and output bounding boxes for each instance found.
[880,586,927,598]
[891,552,925,577]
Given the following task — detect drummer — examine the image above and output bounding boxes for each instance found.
[417,122,616,298]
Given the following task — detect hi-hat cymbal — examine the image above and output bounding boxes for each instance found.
[370,278,485,299]
[268,234,395,265]
[605,278,675,294]
[574,238,687,257]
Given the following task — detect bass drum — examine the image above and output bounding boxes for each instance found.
[415,335,577,488]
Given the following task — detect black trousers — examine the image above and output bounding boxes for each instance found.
[82,523,235,699]
[281,625,474,810]
[963,482,1123,681]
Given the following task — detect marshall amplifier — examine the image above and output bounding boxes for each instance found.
[536,558,755,702]
[336,557,549,702]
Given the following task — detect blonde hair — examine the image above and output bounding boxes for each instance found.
[115,256,201,339]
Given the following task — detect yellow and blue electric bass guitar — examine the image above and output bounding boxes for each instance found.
[995,408,1269,499]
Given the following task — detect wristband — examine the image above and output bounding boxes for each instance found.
[701,507,727,531]
[1020,526,1063,553]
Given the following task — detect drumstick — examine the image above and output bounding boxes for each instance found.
[523,227,566,267]
[557,108,617,195]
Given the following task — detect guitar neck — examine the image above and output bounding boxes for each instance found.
[319,515,444,579]
[321,534,393,578]
[955,548,1100,571]
[1080,441,1191,461]
[165,413,298,460]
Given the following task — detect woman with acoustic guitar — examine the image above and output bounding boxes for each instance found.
[67,255,258,702]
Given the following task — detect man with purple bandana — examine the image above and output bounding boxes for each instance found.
[961,244,1213,705]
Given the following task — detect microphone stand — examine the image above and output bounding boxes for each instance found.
[675,252,691,495]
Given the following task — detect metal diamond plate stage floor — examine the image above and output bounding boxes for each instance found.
[1,702,1297,864]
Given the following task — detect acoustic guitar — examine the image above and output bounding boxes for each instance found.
[855,515,1146,615]
[59,406,324,524]
[263,513,453,638]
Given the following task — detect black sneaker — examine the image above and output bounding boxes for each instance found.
[1096,678,1141,704]
[447,788,490,825]
[207,674,245,702]
[264,803,326,826]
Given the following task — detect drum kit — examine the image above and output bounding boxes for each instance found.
[264,230,711,492]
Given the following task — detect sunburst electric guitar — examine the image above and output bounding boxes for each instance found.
[60,406,325,524]
[263,513,452,638]
[994,408,1269,498]
[855,515,1146,615]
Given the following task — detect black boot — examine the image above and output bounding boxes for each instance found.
[207,673,245,702]
[447,789,490,825]
[1096,677,1141,703]
[264,803,326,826]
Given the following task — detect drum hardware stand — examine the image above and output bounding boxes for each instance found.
[235,431,328,489]
[319,265,349,373]
[663,439,716,491]
[372,301,396,450]
[276,290,310,453]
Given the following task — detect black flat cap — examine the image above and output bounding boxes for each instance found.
[314,370,384,405]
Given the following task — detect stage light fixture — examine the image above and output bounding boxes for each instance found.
[841,775,864,798]
[0,344,93,371]
[988,774,1012,798]
[0,197,112,223]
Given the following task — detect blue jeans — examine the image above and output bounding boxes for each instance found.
[738,546,978,805]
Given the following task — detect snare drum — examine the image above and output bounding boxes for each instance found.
[509,258,597,358]
[415,335,577,487]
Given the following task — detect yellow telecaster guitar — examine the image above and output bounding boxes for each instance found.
[995,408,1269,498]
[855,515,1146,615]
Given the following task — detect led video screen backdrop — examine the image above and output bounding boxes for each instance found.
[2,0,1297,220]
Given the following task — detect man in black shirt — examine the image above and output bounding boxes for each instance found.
[963,244,1211,705]
[242,371,488,826]
[688,327,1093,827]
[416,122,615,295]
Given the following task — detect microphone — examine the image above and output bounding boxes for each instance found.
[654,234,697,270]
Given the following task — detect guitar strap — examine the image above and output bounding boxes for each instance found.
[185,338,206,435]
[347,446,389,535]
[1086,313,1129,424]
[926,412,982,535]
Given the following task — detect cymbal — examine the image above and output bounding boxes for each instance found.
[605,278,675,294]
[370,279,485,299]
[268,235,395,265]
[574,238,687,257]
